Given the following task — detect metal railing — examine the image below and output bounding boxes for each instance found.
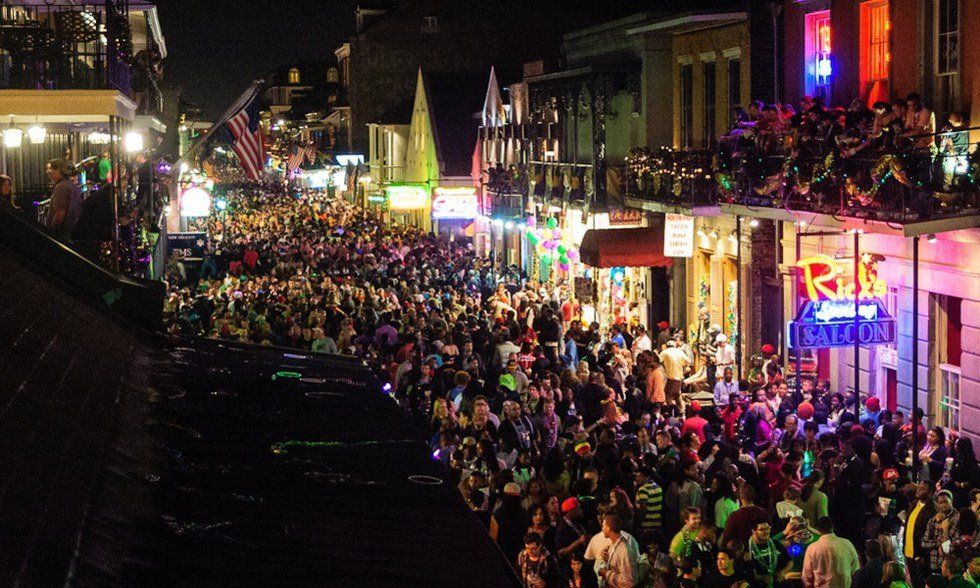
[625,133,980,222]
[0,2,162,112]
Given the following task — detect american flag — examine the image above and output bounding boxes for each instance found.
[286,144,316,173]
[216,93,265,180]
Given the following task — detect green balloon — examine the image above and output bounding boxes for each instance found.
[527,232,539,245]
[559,254,569,264]
[540,253,552,265]
[546,217,558,230]
[557,244,567,255]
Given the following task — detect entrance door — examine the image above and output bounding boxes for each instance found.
[884,367,897,412]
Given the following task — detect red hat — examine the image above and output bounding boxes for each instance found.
[797,402,814,420]
[561,497,580,514]
[657,321,670,329]
[882,468,900,482]
[690,401,702,413]
[761,344,775,355]
[865,397,881,412]
[851,424,867,436]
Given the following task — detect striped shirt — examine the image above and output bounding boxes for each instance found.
[636,482,664,530]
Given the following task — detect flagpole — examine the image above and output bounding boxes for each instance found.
[170,79,266,179]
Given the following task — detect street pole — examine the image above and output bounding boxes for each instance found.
[853,231,861,416]
[795,223,802,400]
[736,215,743,378]
[911,236,920,481]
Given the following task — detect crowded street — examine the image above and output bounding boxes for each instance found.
[162,180,980,588]
[4,1,980,586]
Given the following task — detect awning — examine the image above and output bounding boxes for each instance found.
[579,226,672,268]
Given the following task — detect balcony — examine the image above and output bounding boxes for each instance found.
[625,131,980,236]
[625,147,721,215]
[0,3,163,115]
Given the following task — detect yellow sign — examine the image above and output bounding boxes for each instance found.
[797,253,887,303]
[386,185,428,210]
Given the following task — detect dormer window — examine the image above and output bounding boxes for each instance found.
[288,68,300,84]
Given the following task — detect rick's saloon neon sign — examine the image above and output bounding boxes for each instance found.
[789,254,897,349]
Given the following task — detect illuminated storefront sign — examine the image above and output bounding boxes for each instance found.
[789,253,895,349]
[386,184,428,210]
[431,187,479,219]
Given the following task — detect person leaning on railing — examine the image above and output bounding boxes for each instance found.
[0,174,17,213]
[45,159,82,242]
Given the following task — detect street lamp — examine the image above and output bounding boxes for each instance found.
[3,128,23,148]
[125,131,144,153]
[27,124,46,144]
[88,130,111,144]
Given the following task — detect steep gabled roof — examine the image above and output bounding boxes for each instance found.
[422,71,487,178]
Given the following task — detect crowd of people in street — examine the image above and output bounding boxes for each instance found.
[163,183,980,587]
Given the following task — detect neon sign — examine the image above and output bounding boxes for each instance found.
[431,187,479,219]
[797,254,887,303]
[386,184,428,210]
[789,253,896,349]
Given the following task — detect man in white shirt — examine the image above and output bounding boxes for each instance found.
[713,367,739,408]
[714,334,735,383]
[631,325,652,359]
[659,340,691,411]
[585,514,639,588]
[802,516,860,588]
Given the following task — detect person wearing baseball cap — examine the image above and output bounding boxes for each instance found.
[490,481,528,563]
[865,396,882,427]
[554,497,588,559]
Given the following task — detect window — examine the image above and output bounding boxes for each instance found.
[327,67,339,84]
[703,61,716,147]
[288,67,300,84]
[861,0,890,103]
[935,0,961,116]
[680,63,693,148]
[937,0,960,75]
[939,364,961,431]
[727,57,740,127]
[804,11,832,100]
[422,16,439,33]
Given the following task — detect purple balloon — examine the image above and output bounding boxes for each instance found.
[559,262,570,271]
[527,216,536,227]
[567,249,579,261]
[543,240,557,250]
[552,229,562,239]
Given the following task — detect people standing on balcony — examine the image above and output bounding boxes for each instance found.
[902,94,936,150]
[940,112,970,191]
[0,174,17,213]
[45,159,81,242]
[97,150,112,183]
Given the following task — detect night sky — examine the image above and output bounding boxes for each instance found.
[156,0,357,119]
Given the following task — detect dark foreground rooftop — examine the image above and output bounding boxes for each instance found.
[0,215,519,587]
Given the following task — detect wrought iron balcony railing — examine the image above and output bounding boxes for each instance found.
[0,3,162,114]
[626,135,980,223]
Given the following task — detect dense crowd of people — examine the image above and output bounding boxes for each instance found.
[164,184,980,587]
[725,93,968,175]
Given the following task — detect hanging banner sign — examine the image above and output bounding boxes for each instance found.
[167,231,208,259]
[664,213,694,257]
[574,276,593,303]
[789,253,896,349]
[431,187,479,219]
